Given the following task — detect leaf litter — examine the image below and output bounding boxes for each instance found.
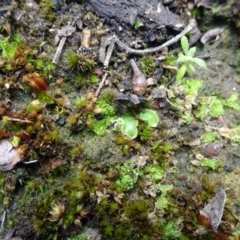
[199,188,226,231]
[0,139,22,172]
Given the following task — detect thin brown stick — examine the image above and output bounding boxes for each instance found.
[162,64,178,71]
[104,38,115,68]
[52,19,77,64]
[95,73,108,97]
[52,36,67,64]
[3,116,33,123]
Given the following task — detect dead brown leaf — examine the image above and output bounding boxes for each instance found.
[199,188,226,231]
[0,139,22,171]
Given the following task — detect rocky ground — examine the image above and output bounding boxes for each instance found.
[0,0,240,239]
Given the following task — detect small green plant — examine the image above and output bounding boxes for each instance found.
[219,125,240,144]
[25,100,43,115]
[140,55,154,75]
[40,0,56,20]
[67,53,79,70]
[0,35,21,59]
[146,165,165,182]
[196,92,240,120]
[68,234,87,240]
[181,79,203,97]
[201,158,223,171]
[201,132,217,143]
[115,159,141,190]
[118,114,138,139]
[176,36,207,81]
[139,109,159,127]
[177,79,203,123]
[91,100,116,136]
[75,75,84,84]
[222,92,240,110]
[36,92,54,104]
[45,61,55,73]
[118,109,159,139]
[212,5,222,15]
[10,136,20,147]
[104,224,114,236]
[90,74,99,84]
[134,19,144,30]
[155,184,174,212]
[139,125,153,141]
[158,220,181,239]
[0,174,5,186]
[35,59,43,69]
[74,97,87,108]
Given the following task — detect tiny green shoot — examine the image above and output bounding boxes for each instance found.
[176,36,207,81]
[134,20,144,30]
[146,165,165,182]
[222,92,240,110]
[10,136,20,147]
[90,74,99,84]
[201,158,223,170]
[91,100,116,136]
[196,93,240,120]
[35,59,43,69]
[155,184,174,211]
[115,159,140,190]
[201,132,217,143]
[0,36,20,59]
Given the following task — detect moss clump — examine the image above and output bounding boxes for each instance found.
[139,55,154,75]
[90,100,116,136]
[32,166,99,234]
[118,109,159,139]
[146,165,165,182]
[0,35,20,59]
[139,125,153,141]
[66,53,79,70]
[181,79,203,97]
[158,220,181,239]
[155,184,174,212]
[74,97,87,108]
[196,93,240,120]
[201,132,217,143]
[68,234,87,240]
[200,158,224,171]
[39,0,56,20]
[115,159,141,191]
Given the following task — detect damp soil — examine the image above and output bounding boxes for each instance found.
[0,1,240,240]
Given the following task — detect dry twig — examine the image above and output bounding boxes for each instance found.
[113,24,193,55]
[100,24,193,68]
[52,37,67,64]
[52,20,77,64]
[103,38,115,68]
[95,73,108,97]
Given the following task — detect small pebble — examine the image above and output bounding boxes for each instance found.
[95,114,105,120]
[132,163,138,169]
[162,0,175,6]
[156,189,162,196]
[201,142,223,157]
[223,165,233,172]
[55,117,66,127]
